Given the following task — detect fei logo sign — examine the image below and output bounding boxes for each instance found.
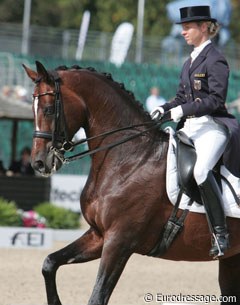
[0,227,53,248]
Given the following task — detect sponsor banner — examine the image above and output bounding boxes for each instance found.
[50,174,88,212]
[0,227,52,249]
[76,10,91,60]
[109,22,134,67]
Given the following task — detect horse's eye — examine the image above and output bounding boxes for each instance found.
[43,105,55,116]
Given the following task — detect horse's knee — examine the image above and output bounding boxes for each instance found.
[42,255,58,277]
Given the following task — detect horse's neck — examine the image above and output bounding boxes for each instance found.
[69,71,149,137]
[62,70,161,161]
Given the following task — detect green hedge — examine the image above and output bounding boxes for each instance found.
[0,197,22,226]
[34,202,80,229]
[0,197,80,229]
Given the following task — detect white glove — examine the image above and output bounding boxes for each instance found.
[150,106,164,120]
[170,106,183,122]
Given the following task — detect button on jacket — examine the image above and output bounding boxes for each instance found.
[163,43,240,178]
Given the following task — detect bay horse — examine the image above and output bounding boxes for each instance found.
[24,61,240,305]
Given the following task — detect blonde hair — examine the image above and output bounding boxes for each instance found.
[207,21,220,38]
[197,21,220,39]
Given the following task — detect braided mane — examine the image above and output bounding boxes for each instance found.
[52,65,151,120]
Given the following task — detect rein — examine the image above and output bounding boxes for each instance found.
[58,121,166,164]
[33,76,170,164]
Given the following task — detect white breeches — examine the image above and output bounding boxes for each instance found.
[181,116,228,185]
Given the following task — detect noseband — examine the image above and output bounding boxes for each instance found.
[33,74,73,152]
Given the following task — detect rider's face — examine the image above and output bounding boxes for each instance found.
[181,22,208,47]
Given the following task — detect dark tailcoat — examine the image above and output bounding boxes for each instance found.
[163,43,240,177]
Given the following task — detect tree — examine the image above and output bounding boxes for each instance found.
[0,0,240,43]
[229,0,240,43]
[0,0,171,36]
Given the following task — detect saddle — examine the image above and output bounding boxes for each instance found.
[175,130,200,204]
[175,130,237,206]
[148,130,240,257]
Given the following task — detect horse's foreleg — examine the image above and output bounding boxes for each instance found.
[219,254,240,304]
[88,238,132,305]
[42,228,103,305]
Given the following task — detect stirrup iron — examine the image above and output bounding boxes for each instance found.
[211,233,224,259]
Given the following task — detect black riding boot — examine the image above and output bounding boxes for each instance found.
[198,171,229,258]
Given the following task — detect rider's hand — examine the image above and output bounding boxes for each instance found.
[150,106,164,120]
[170,106,183,122]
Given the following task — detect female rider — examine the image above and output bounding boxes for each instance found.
[152,6,240,258]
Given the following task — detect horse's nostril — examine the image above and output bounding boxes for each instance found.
[33,160,44,171]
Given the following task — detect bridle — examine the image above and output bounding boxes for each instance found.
[33,74,73,152]
[32,74,170,165]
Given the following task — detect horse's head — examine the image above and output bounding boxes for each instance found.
[23,61,86,176]
[24,61,157,176]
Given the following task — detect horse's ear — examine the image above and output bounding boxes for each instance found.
[22,64,38,82]
[35,61,51,82]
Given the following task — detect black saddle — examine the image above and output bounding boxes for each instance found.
[175,130,239,205]
[175,130,201,204]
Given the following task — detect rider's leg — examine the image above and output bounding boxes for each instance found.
[198,170,229,256]
[193,123,229,257]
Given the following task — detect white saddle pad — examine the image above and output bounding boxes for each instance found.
[165,127,240,219]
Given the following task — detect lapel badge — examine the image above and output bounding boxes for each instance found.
[194,79,201,90]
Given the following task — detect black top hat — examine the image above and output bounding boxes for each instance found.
[177,6,217,24]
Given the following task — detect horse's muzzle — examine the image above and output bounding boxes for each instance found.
[32,150,63,176]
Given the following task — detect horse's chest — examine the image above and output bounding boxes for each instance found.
[81,194,96,215]
[80,189,103,228]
